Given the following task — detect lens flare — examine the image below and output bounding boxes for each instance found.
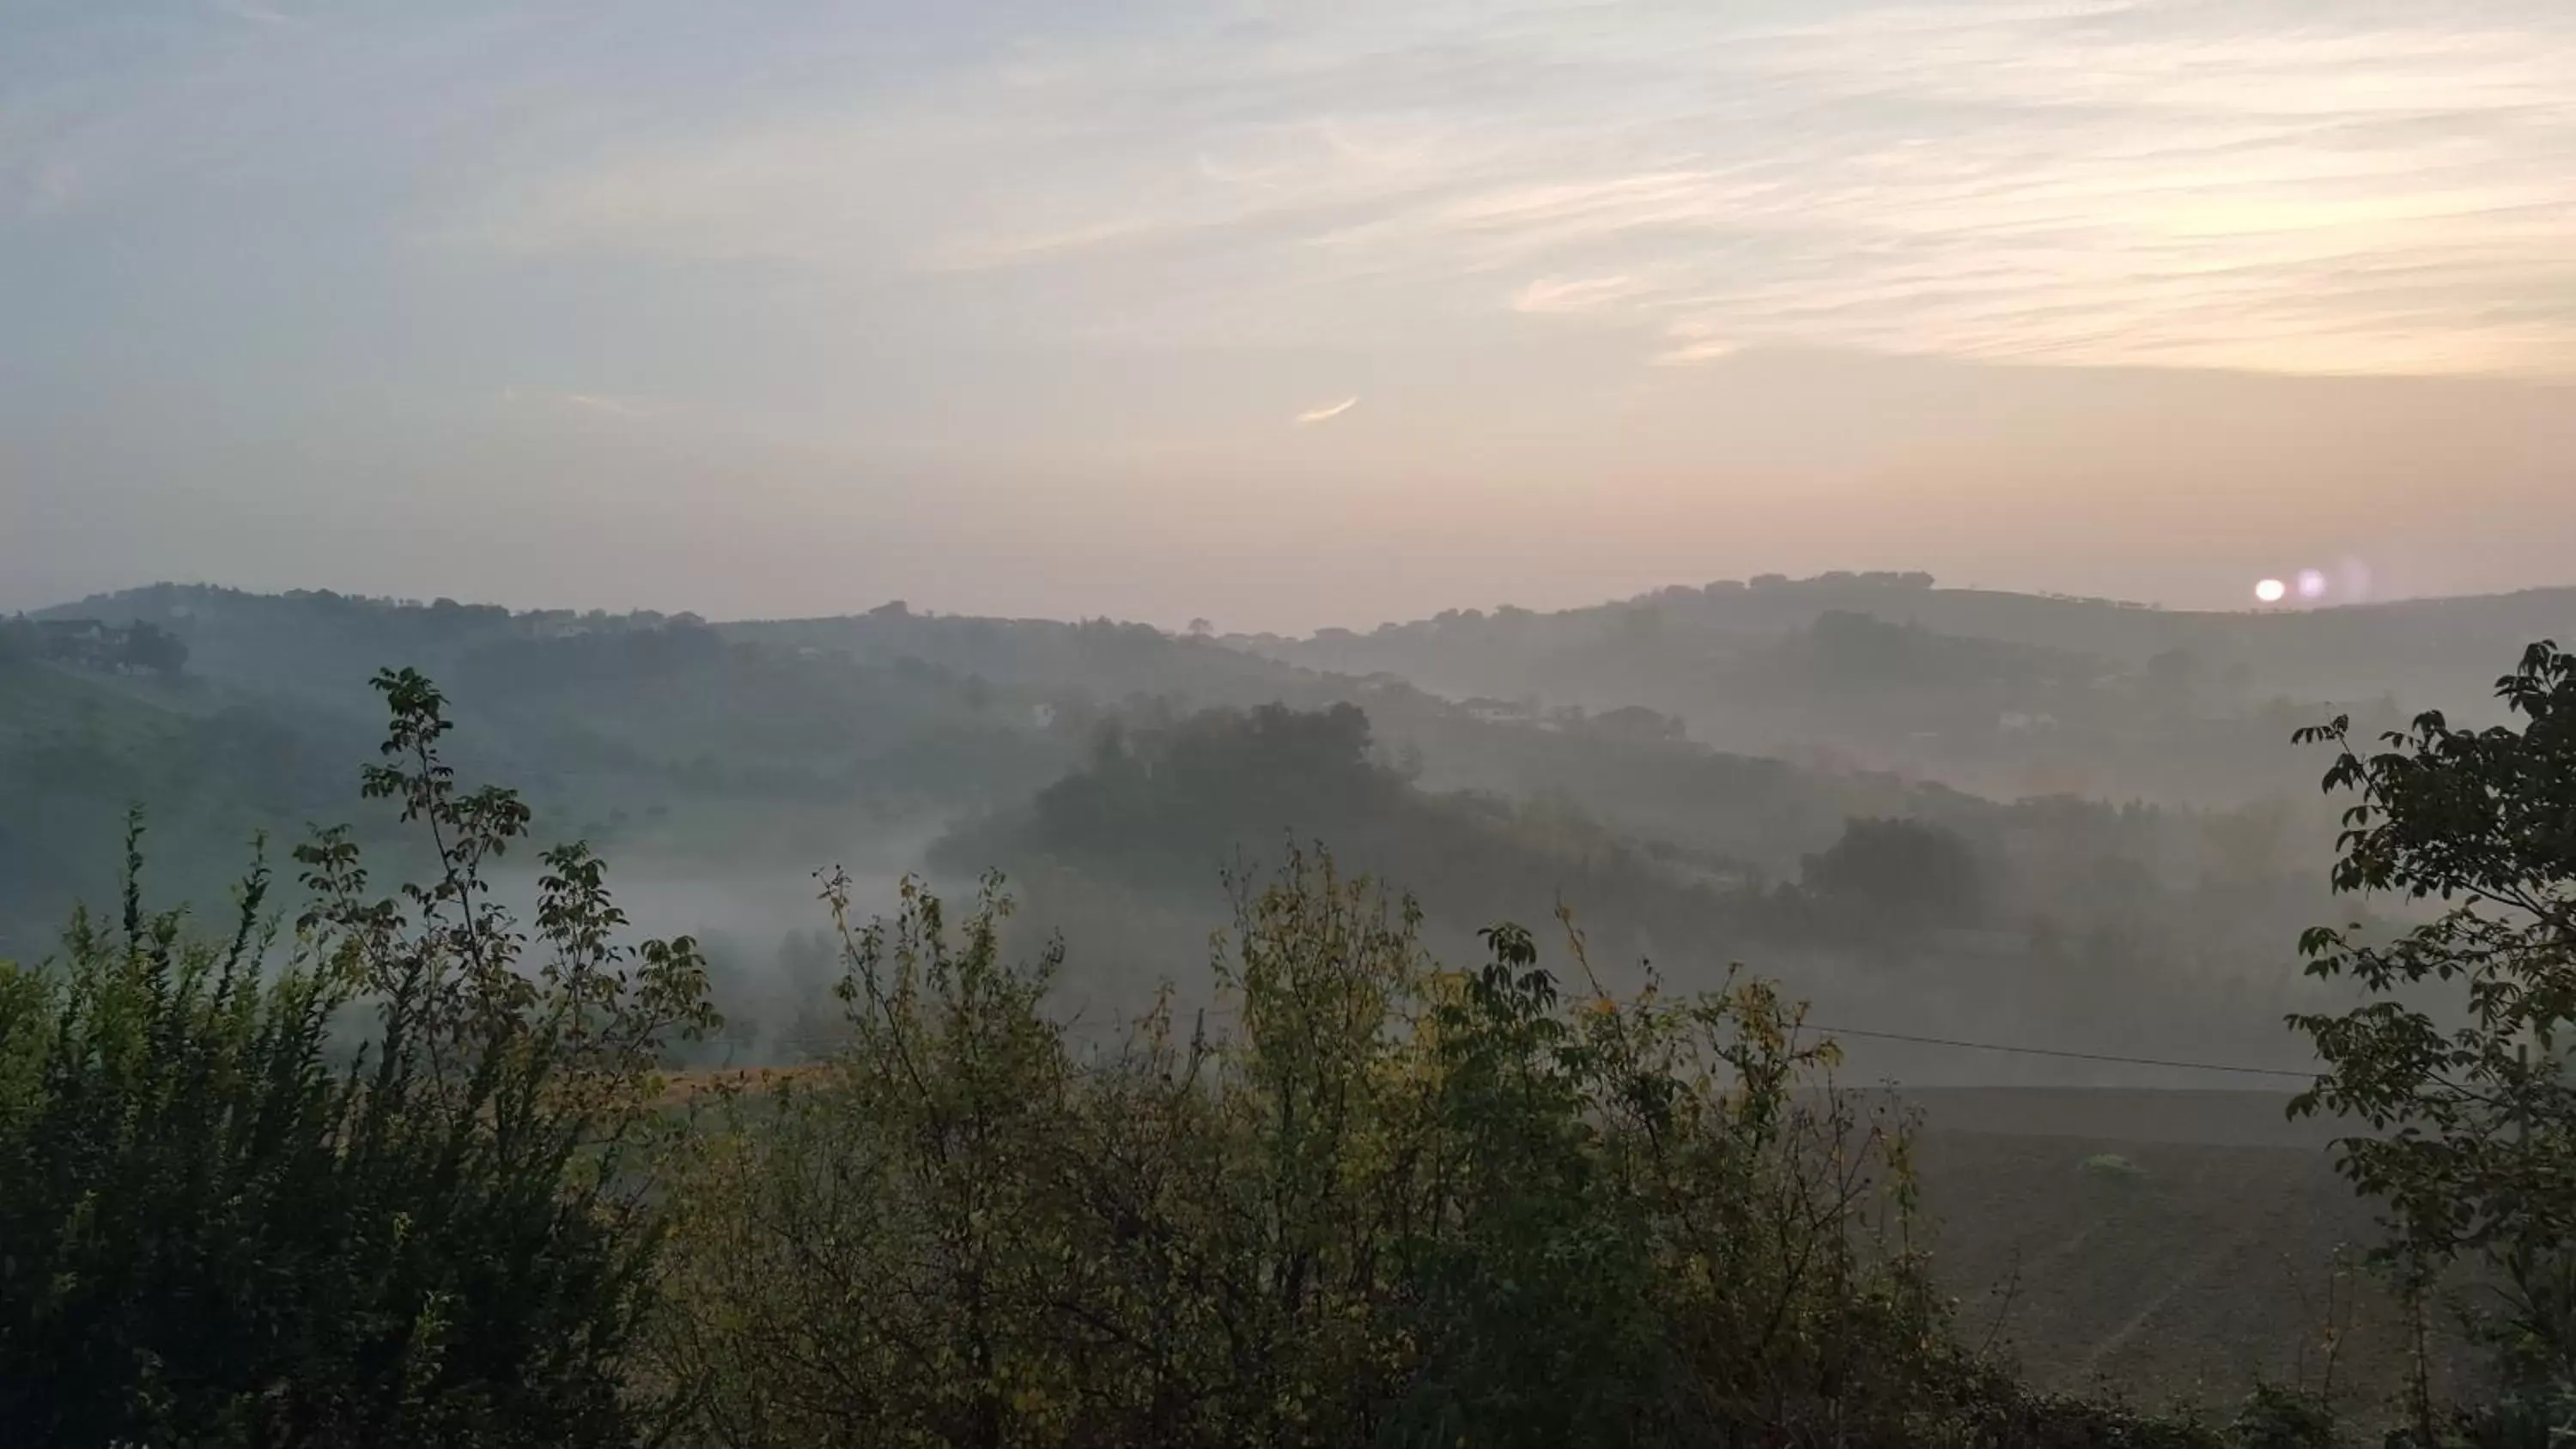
[2297,569,2329,600]
[2254,578,2287,603]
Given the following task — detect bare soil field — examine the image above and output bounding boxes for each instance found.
[1906,1088,2483,1421]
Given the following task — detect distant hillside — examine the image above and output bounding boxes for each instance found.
[34,585,1075,821]
[723,603,1976,876]
[11,579,2395,1084]
[929,697,2346,1082]
[1243,573,2576,692]
[31,585,1948,897]
[1231,573,2575,803]
[24,578,2377,893]
[0,650,352,955]
[3,587,1091,939]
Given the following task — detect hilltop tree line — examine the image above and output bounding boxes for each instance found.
[0,616,189,676]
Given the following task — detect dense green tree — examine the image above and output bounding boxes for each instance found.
[1801,815,1987,928]
[118,620,190,676]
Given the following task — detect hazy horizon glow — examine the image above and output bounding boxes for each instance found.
[4,1,2573,633]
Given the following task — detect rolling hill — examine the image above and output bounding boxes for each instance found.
[1230,573,2575,802]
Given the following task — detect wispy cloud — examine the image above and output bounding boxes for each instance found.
[207,0,291,25]
[562,392,647,417]
[433,0,2576,379]
[504,389,649,419]
[1514,275,1650,314]
[1651,337,1739,368]
[1295,396,1358,424]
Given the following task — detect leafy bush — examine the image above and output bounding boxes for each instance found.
[0,669,714,1447]
[2227,1384,2337,1449]
[2289,641,2576,1437]
[651,847,2201,1448]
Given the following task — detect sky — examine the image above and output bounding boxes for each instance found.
[3,0,2572,634]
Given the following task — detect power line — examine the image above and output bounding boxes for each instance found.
[1804,1023,2315,1080]
[703,1018,2318,1081]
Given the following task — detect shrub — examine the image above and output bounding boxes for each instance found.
[2227,1384,2337,1449]
[652,848,2134,1448]
[0,669,714,1447]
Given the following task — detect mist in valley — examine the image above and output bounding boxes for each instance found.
[6,575,2518,1093]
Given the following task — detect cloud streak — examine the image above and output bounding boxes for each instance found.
[1514,275,1649,315]
[1295,397,1358,424]
[207,0,291,25]
[447,0,2576,379]
[503,389,649,419]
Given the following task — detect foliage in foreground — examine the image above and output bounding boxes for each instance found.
[2292,640,2576,1446]
[28,641,2576,1444]
[0,669,714,1447]
[650,851,2234,1448]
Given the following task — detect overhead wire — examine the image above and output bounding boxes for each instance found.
[1799,1023,2314,1080]
[703,1015,2318,1081]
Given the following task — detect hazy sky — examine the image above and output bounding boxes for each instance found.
[4,0,2572,632]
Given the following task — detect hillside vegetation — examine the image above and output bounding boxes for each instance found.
[5,637,2573,1444]
[10,579,2457,1083]
[1239,573,2570,803]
